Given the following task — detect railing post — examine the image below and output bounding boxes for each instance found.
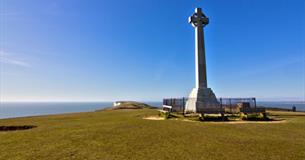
[175,98,177,111]
[229,98,232,113]
[182,97,186,116]
[182,97,185,112]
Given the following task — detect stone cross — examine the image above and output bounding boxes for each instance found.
[185,8,218,113]
[188,8,209,89]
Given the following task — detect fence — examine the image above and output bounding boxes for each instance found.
[163,97,265,114]
[163,98,186,112]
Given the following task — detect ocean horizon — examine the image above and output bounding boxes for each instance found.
[0,101,304,119]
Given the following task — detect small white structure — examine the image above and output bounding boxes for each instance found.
[113,101,122,106]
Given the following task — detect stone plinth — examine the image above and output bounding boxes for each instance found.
[185,87,219,113]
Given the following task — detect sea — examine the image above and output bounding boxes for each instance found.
[0,101,304,119]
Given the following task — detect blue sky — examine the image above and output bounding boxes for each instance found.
[0,0,304,102]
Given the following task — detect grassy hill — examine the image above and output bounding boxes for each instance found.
[101,101,157,110]
[0,109,305,160]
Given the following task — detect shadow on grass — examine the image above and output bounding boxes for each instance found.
[200,116,279,122]
[0,125,37,132]
[242,117,272,121]
[164,112,283,122]
[168,114,180,118]
[199,116,230,122]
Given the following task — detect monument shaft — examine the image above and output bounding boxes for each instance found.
[195,26,207,88]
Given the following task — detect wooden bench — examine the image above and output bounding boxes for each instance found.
[158,105,172,119]
[162,105,172,112]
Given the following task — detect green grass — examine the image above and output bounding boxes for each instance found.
[0,109,305,160]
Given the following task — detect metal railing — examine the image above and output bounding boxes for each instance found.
[163,98,186,112]
[163,97,264,114]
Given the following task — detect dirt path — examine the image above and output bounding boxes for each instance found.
[143,116,165,120]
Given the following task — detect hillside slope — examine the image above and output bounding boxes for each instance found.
[0,109,305,160]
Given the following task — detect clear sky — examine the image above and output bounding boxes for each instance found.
[0,0,304,102]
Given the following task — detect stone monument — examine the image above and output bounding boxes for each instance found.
[185,8,219,113]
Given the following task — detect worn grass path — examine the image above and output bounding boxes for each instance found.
[0,109,305,160]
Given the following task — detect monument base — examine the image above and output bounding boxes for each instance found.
[185,88,219,113]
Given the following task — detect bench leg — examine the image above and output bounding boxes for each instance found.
[263,112,267,119]
[200,113,205,121]
[221,113,225,121]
